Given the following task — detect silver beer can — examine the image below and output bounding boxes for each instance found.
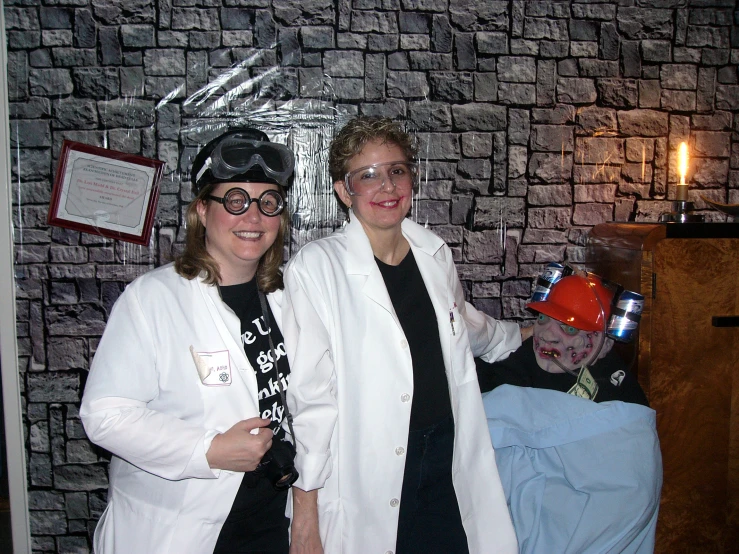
[531,263,567,302]
[606,290,644,342]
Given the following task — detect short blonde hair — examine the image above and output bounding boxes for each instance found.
[329,117,417,183]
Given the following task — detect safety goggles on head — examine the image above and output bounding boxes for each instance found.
[343,161,418,196]
[207,187,286,217]
[195,135,295,189]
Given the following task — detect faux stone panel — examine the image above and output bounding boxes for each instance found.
[91,0,155,25]
[528,152,574,183]
[408,102,451,131]
[523,18,568,41]
[597,78,638,108]
[497,56,536,83]
[464,230,504,263]
[576,137,625,164]
[6,2,739,549]
[323,50,364,77]
[497,83,536,105]
[387,71,429,98]
[661,64,698,90]
[528,184,572,206]
[693,131,731,157]
[556,78,597,104]
[451,104,506,131]
[618,8,673,40]
[416,132,459,160]
[527,207,571,229]
[474,197,525,228]
[449,0,508,31]
[477,31,508,55]
[430,71,473,101]
[576,105,617,135]
[618,109,669,136]
[530,125,573,152]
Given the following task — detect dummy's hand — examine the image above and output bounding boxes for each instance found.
[521,324,534,342]
[206,417,273,472]
[290,488,324,554]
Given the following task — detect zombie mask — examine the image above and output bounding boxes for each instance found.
[532,313,612,374]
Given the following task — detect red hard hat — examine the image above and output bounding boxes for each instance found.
[527,274,615,332]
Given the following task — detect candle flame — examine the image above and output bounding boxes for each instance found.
[678,142,688,179]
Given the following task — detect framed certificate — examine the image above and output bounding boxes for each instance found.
[47,140,165,246]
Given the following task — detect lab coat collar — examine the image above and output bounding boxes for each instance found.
[342,212,447,324]
[343,211,445,276]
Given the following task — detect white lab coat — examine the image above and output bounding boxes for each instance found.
[282,215,520,554]
[80,264,284,554]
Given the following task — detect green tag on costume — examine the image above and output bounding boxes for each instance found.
[567,366,599,401]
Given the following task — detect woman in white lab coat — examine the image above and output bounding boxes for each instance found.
[285,117,520,554]
[80,128,298,554]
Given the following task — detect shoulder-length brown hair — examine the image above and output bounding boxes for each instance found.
[173,182,289,293]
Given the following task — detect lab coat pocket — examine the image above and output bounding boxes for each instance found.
[96,490,179,554]
[448,304,476,387]
[190,346,232,386]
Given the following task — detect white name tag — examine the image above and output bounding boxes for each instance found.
[190,346,232,386]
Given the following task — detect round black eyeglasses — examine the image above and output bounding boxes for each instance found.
[207,188,285,217]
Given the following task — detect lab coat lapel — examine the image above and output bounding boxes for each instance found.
[195,277,258,393]
[344,214,399,320]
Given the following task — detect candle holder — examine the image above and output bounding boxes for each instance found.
[659,200,705,223]
[661,142,704,223]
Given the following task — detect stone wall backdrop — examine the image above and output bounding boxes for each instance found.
[4,0,739,551]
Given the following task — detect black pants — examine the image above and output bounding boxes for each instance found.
[213,476,289,554]
[395,415,469,554]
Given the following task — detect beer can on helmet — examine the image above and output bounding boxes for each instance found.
[531,263,572,302]
[606,289,644,342]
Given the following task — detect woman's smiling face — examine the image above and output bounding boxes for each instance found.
[532,313,601,374]
[334,139,413,236]
[196,181,282,285]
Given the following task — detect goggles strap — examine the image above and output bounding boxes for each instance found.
[195,157,213,186]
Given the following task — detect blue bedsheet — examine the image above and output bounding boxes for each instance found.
[484,386,662,554]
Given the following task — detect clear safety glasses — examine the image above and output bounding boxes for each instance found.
[207,188,286,217]
[343,161,419,196]
[196,135,295,187]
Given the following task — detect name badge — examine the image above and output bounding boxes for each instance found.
[190,346,232,386]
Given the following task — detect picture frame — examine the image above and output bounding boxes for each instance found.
[47,140,165,246]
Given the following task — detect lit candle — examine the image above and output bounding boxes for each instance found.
[676,142,688,201]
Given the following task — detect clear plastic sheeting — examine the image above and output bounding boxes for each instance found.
[18,45,509,262]
[168,50,344,256]
[149,47,491,257]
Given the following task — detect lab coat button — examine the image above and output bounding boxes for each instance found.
[400,393,410,402]
[385,551,394,554]
[390,498,399,507]
[400,339,408,348]
[395,447,405,456]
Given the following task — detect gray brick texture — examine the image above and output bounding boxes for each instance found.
[5,0,739,550]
